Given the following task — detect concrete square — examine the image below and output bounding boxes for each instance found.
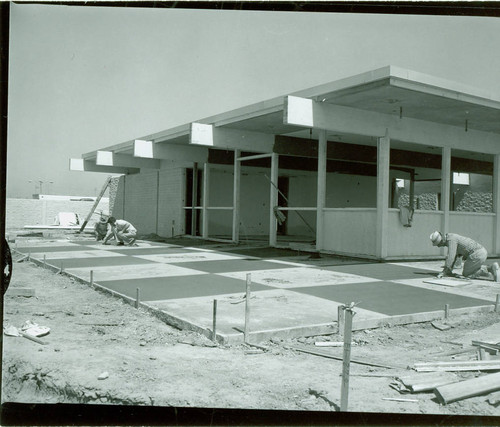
[103,247,199,255]
[65,263,206,282]
[17,244,96,253]
[150,289,387,334]
[290,281,492,316]
[218,267,378,288]
[44,256,158,269]
[169,259,297,274]
[30,250,124,260]
[98,274,274,301]
[134,252,245,263]
[322,263,435,280]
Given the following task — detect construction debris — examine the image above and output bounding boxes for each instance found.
[413,360,500,372]
[434,372,500,404]
[391,372,458,393]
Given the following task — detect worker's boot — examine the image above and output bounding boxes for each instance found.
[492,262,500,282]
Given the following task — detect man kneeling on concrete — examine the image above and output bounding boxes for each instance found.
[430,231,500,282]
[103,217,137,246]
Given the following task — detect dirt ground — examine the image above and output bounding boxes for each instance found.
[2,237,500,425]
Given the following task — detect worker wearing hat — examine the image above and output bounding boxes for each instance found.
[93,216,109,241]
[430,231,500,282]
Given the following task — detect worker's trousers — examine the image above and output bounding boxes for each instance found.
[463,247,488,278]
[116,230,137,245]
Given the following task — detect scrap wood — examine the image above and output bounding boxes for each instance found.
[413,360,500,372]
[19,331,47,345]
[472,340,500,351]
[394,371,459,393]
[431,321,452,331]
[287,345,404,369]
[434,371,500,404]
[382,397,418,403]
[431,346,477,357]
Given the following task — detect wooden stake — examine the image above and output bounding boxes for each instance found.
[444,304,450,319]
[495,294,500,313]
[244,273,251,343]
[135,288,140,309]
[340,303,355,412]
[212,299,217,342]
[43,255,46,269]
[59,261,64,274]
[90,270,94,287]
[337,305,345,336]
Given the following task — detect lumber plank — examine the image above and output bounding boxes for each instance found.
[414,360,500,372]
[434,372,500,404]
[288,345,404,369]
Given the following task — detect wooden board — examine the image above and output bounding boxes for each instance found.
[423,278,471,287]
[434,372,500,404]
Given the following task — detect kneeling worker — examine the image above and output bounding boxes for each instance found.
[103,217,137,246]
[430,231,500,282]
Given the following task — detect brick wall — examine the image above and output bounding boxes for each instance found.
[6,198,109,230]
[107,166,186,237]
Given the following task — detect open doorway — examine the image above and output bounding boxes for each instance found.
[184,167,202,236]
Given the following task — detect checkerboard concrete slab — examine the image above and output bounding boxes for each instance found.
[92,246,195,255]
[218,267,378,288]
[289,281,492,316]
[98,274,274,301]
[65,263,206,282]
[17,244,96,253]
[149,289,387,336]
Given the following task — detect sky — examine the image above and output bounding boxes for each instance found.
[6,4,500,198]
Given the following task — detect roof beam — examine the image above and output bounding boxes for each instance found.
[284,96,500,153]
[190,123,274,153]
[96,151,161,169]
[69,158,139,174]
[134,139,208,163]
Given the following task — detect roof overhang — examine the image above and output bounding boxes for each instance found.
[75,65,500,173]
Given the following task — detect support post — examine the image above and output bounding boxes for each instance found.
[202,163,210,239]
[340,304,355,412]
[212,299,218,342]
[191,162,198,236]
[376,136,390,259]
[232,150,241,243]
[494,155,500,255]
[441,146,451,257]
[316,130,327,251]
[269,153,279,247]
[244,273,251,343]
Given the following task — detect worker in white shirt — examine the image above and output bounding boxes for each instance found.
[103,217,137,246]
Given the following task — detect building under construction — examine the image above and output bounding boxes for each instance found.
[71,66,500,260]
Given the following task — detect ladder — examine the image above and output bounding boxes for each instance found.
[78,176,112,233]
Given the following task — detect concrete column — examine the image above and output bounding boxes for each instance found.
[441,146,451,253]
[232,150,241,243]
[316,130,327,251]
[376,136,390,259]
[269,153,279,247]
[202,163,210,239]
[191,162,198,236]
[493,154,500,255]
[156,171,160,236]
